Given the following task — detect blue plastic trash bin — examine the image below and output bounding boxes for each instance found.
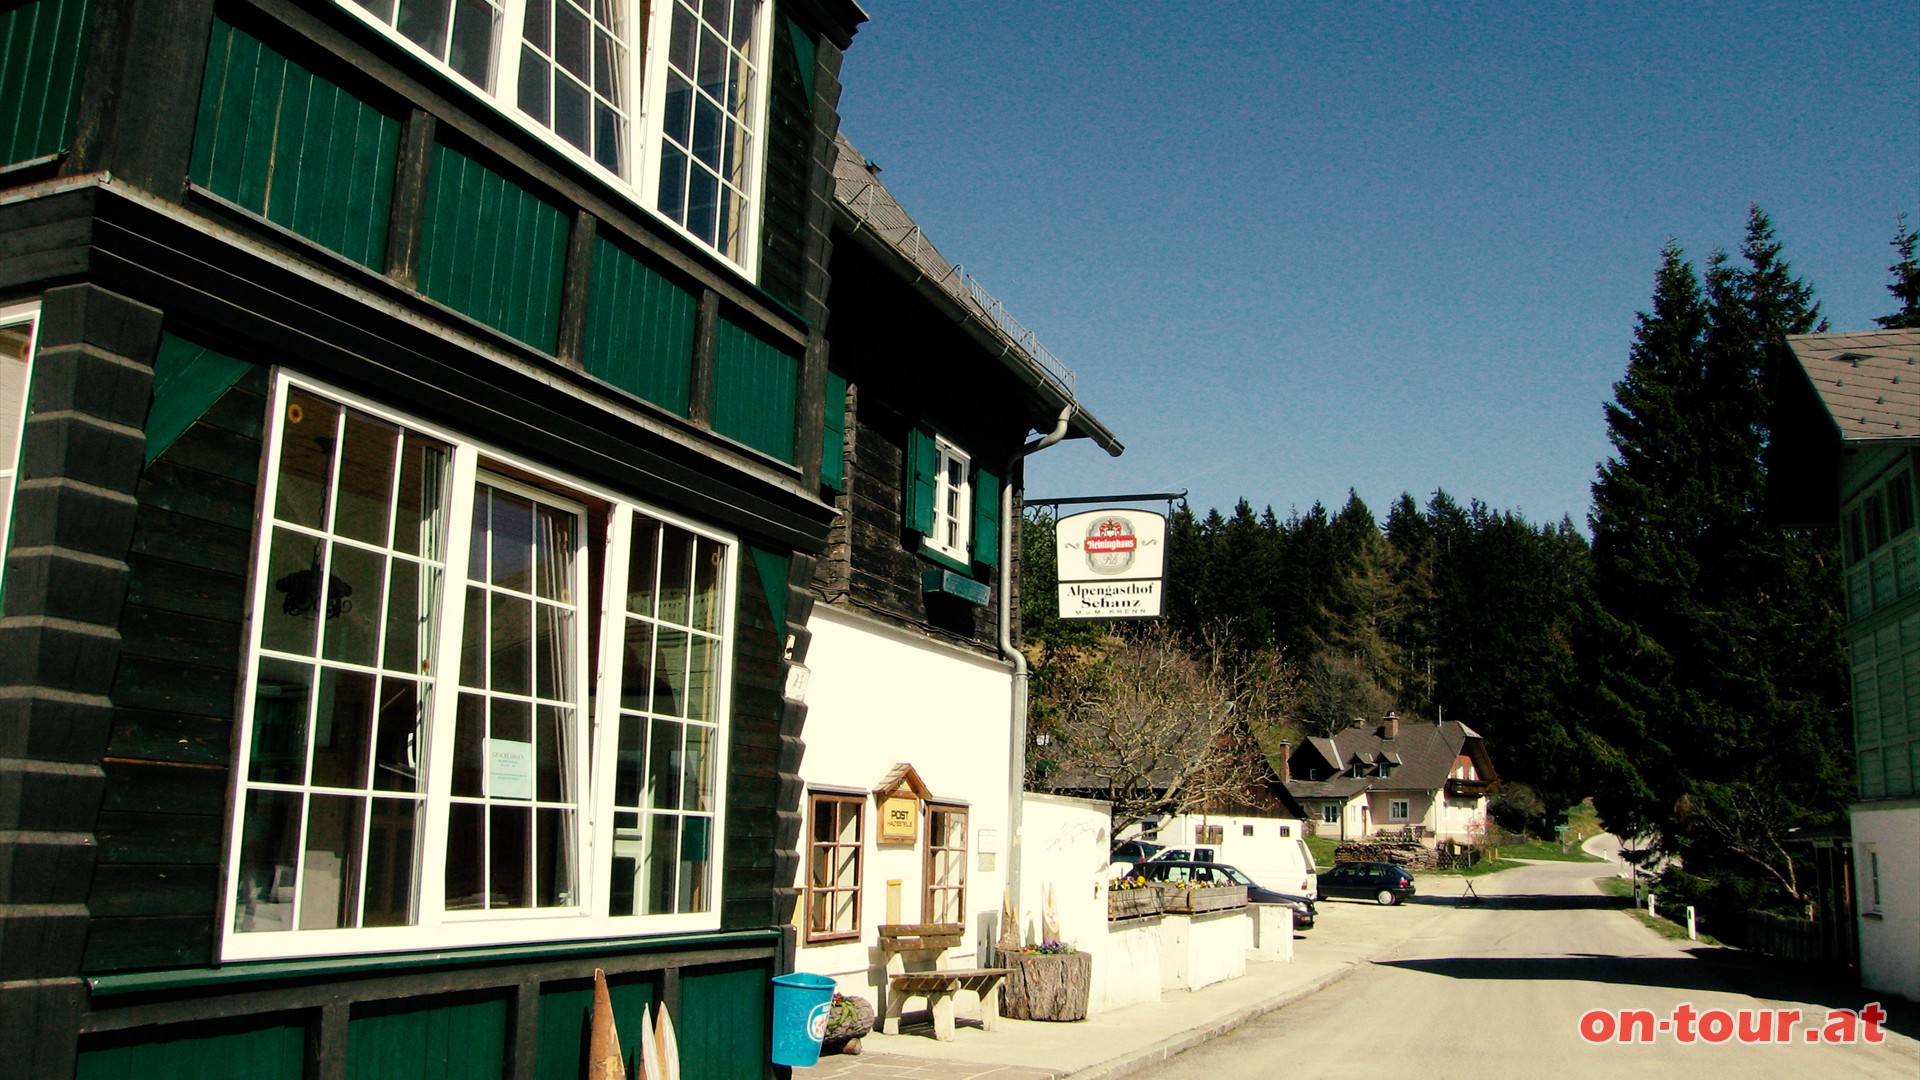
[769,971,838,1067]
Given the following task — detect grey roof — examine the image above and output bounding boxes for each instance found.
[829,133,1122,456]
[1784,328,1920,444]
[1284,718,1494,801]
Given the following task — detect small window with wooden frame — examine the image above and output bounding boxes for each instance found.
[922,802,967,925]
[807,791,863,942]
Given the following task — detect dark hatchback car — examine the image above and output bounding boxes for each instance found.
[1132,860,1316,929]
[1317,861,1416,905]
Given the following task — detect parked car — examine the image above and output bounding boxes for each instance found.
[1150,842,1317,900]
[1111,838,1166,863]
[1316,861,1416,905]
[1133,860,1316,930]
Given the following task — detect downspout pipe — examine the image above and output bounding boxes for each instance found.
[1000,404,1074,951]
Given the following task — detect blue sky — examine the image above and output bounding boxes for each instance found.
[833,2,1920,529]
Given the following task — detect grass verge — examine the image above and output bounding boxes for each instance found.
[1497,838,1603,862]
[1594,876,1723,945]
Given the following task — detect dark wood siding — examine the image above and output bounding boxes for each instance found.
[85,361,267,973]
[755,14,814,312]
[0,0,91,167]
[76,1015,306,1080]
[190,14,400,269]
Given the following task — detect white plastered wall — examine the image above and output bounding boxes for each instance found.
[1853,802,1920,1003]
[789,605,1014,1002]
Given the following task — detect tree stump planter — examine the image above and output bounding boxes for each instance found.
[999,951,1092,1022]
[821,995,874,1055]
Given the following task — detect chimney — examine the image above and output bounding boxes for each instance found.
[1278,741,1292,781]
[1382,712,1399,740]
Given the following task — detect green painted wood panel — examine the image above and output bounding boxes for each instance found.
[145,332,251,463]
[348,993,508,1080]
[0,0,90,167]
[677,962,769,1078]
[972,463,1000,568]
[821,371,846,490]
[189,16,398,268]
[534,976,657,1080]
[905,425,936,535]
[582,235,697,415]
[711,320,798,463]
[418,141,568,353]
[76,1018,305,1080]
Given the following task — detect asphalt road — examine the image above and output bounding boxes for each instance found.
[1130,840,1920,1080]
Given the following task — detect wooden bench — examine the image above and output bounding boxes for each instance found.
[877,923,1007,1041]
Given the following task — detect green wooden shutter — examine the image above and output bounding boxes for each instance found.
[905,426,936,535]
[821,371,847,490]
[971,463,1000,569]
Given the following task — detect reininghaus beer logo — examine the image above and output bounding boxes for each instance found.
[1083,515,1137,575]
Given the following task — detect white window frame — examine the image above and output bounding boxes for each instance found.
[0,302,39,596]
[336,0,771,276]
[221,371,737,961]
[1861,844,1882,915]
[1320,803,1339,825]
[1388,799,1410,822]
[921,435,971,564]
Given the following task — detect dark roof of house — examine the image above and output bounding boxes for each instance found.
[1283,718,1494,801]
[829,133,1122,456]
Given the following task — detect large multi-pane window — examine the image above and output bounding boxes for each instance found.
[343,0,767,269]
[805,792,861,943]
[0,303,37,597]
[225,373,735,959]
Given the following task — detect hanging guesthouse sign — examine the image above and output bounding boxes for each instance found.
[1055,508,1167,620]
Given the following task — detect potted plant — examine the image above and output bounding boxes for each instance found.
[1000,941,1092,1022]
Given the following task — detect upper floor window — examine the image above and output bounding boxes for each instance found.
[0,304,37,598]
[224,373,736,960]
[343,0,767,271]
[925,436,971,563]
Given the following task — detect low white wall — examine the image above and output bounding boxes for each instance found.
[1093,916,1163,1012]
[1855,802,1920,1003]
[1247,905,1293,962]
[1160,910,1249,992]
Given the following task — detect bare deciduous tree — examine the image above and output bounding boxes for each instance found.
[1029,626,1297,833]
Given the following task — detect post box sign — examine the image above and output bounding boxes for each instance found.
[880,794,919,842]
[1055,508,1167,620]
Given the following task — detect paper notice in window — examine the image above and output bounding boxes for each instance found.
[487,738,534,800]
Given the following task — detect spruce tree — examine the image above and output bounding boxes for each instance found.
[1878,214,1920,330]
[1583,213,1849,923]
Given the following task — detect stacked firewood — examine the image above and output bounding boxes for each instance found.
[1333,837,1440,869]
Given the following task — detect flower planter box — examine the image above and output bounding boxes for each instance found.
[1107,888,1162,920]
[1153,883,1247,914]
[999,951,1092,1022]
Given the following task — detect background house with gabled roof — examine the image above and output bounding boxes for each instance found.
[1768,325,1920,1004]
[1282,713,1497,843]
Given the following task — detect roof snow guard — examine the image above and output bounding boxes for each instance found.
[831,134,1077,399]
